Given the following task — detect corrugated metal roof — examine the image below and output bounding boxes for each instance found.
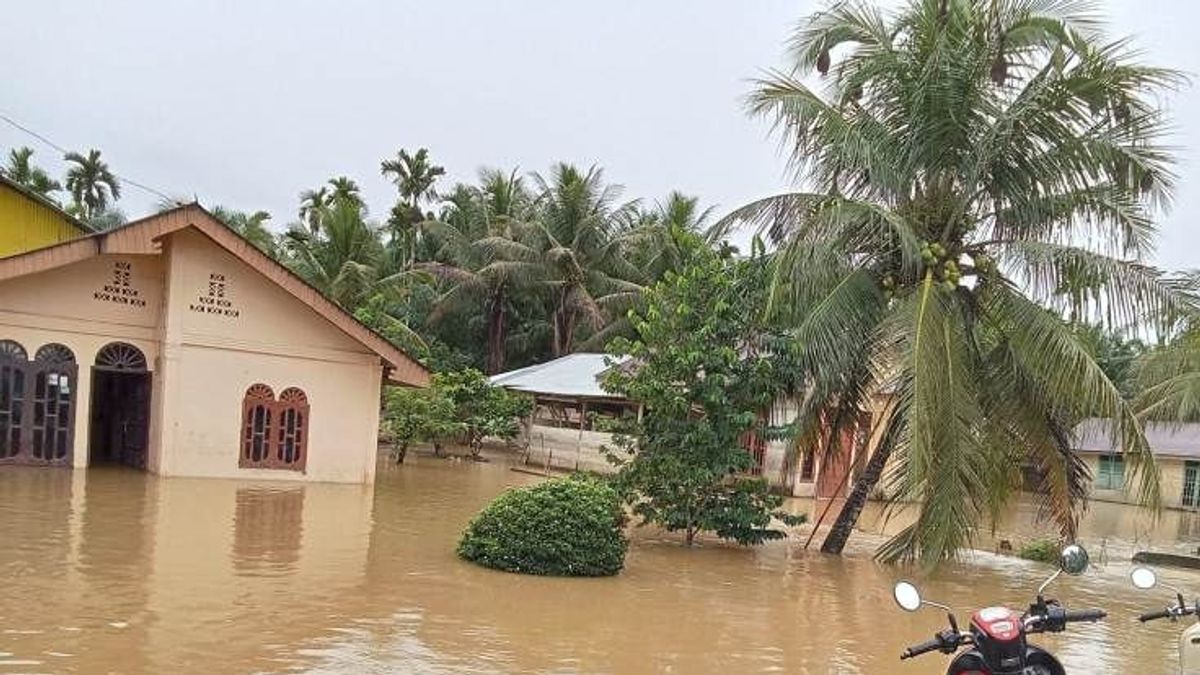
[489,353,628,399]
[1073,418,1200,459]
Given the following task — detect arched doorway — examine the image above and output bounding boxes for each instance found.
[89,342,151,469]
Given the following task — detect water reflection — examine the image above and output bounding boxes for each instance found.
[1,458,1199,673]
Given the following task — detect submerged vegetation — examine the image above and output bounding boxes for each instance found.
[603,237,807,546]
[458,476,628,576]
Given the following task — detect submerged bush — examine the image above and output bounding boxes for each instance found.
[457,476,628,576]
[1018,538,1060,564]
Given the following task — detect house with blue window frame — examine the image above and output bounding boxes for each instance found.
[1074,418,1200,509]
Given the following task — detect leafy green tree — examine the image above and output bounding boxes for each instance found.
[63,148,121,221]
[3,147,62,199]
[604,241,804,546]
[721,0,1194,563]
[382,385,460,463]
[432,369,532,459]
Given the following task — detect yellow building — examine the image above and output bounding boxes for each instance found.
[1075,418,1200,509]
[0,204,428,483]
[0,174,93,257]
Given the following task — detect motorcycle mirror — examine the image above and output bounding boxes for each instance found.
[1059,544,1090,576]
[1131,566,1158,590]
[894,581,923,612]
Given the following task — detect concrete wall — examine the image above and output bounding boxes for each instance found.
[0,253,164,467]
[1084,453,1192,509]
[154,229,383,483]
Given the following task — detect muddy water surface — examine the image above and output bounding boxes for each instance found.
[1,457,1197,673]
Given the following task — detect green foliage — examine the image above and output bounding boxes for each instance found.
[63,148,120,222]
[433,369,532,458]
[381,385,461,462]
[381,369,531,461]
[1135,314,1200,422]
[457,476,627,576]
[604,240,805,546]
[1018,538,1061,565]
[2,147,62,200]
[1073,323,1147,400]
[717,0,1196,564]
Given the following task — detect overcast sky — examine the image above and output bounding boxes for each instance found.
[3,1,1197,269]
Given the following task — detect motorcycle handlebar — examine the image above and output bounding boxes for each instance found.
[1139,608,1174,622]
[900,637,944,660]
[1064,608,1106,623]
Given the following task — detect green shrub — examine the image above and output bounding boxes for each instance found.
[457,476,628,577]
[1018,538,1060,564]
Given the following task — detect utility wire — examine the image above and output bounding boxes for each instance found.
[0,111,177,203]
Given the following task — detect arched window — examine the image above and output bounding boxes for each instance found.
[238,385,309,472]
[240,384,274,468]
[32,344,77,462]
[0,340,28,461]
[275,388,309,471]
[95,342,147,371]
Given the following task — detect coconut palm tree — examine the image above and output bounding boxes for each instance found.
[327,176,365,213]
[719,0,1194,563]
[3,147,62,199]
[63,149,121,220]
[211,206,278,257]
[281,199,426,319]
[298,186,330,235]
[422,168,543,373]
[519,163,642,357]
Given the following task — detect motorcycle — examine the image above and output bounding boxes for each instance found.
[891,544,1106,674]
[1129,565,1200,673]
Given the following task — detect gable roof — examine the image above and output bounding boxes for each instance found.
[1073,418,1200,460]
[0,203,429,386]
[0,174,95,233]
[489,353,629,400]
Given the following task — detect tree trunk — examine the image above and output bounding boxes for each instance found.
[485,295,507,375]
[820,438,894,554]
[433,441,444,458]
[395,442,409,464]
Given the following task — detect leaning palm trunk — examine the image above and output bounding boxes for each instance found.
[719,0,1195,564]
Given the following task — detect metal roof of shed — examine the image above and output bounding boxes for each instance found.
[1073,418,1200,460]
[489,353,629,400]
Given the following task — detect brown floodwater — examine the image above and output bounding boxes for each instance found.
[2,456,1199,674]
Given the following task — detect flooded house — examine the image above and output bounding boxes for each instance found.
[1074,418,1200,509]
[0,202,428,482]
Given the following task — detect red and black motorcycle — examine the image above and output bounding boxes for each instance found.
[892,544,1106,674]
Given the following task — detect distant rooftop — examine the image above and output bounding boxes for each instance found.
[489,353,629,400]
[1073,418,1200,460]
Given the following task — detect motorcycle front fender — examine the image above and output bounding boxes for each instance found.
[1180,622,1200,673]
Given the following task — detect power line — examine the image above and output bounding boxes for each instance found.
[0,111,177,203]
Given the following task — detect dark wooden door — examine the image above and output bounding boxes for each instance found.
[90,371,151,469]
